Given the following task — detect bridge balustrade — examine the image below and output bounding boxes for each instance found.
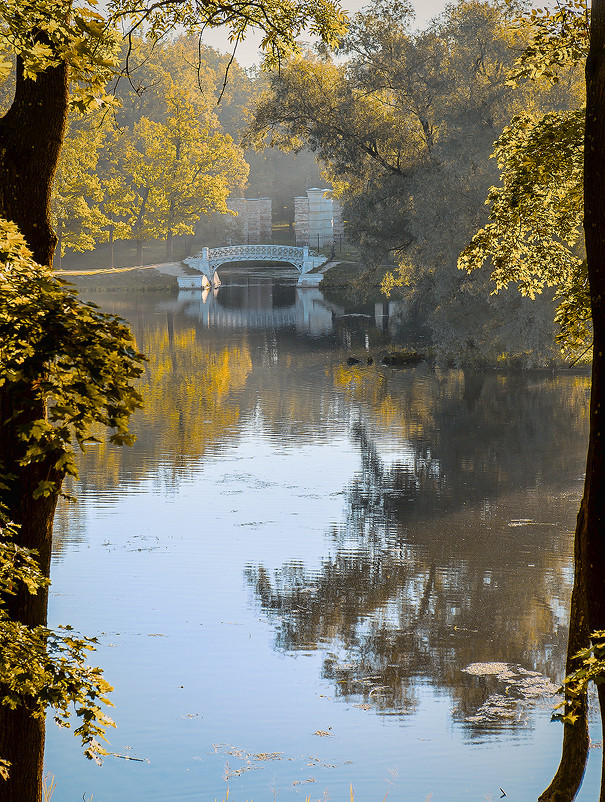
[178,244,327,289]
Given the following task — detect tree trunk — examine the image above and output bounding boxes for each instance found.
[133,189,149,267]
[166,230,173,261]
[0,392,60,621]
[0,56,68,267]
[538,502,590,801]
[0,49,67,623]
[582,2,605,798]
[0,386,62,802]
[0,55,68,802]
[0,710,45,802]
[540,5,605,799]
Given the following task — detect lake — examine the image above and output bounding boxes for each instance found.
[45,266,601,801]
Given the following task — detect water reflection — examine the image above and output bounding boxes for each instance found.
[67,278,414,497]
[245,488,575,730]
[177,283,341,334]
[50,273,594,799]
[238,333,589,731]
[175,269,413,339]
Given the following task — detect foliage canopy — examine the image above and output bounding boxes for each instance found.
[0,0,347,114]
[250,0,578,364]
[458,0,589,355]
[0,516,115,779]
[0,218,145,500]
[0,0,122,113]
[0,218,147,777]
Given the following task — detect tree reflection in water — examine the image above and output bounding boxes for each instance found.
[51,290,591,755]
[245,370,589,734]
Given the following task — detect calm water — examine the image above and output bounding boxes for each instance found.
[45,268,600,801]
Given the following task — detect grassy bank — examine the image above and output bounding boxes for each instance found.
[319,260,366,287]
[61,266,178,293]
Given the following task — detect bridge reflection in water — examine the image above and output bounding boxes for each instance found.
[175,282,341,335]
[173,274,408,337]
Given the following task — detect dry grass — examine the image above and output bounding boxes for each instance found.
[42,774,94,802]
[41,773,56,801]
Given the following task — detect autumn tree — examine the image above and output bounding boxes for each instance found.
[7,31,330,265]
[0,0,346,798]
[458,0,605,797]
[0,220,145,801]
[111,35,220,127]
[0,0,346,267]
[123,88,248,261]
[94,121,138,267]
[250,0,576,363]
[106,34,325,251]
[51,118,110,268]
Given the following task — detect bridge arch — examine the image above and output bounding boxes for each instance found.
[178,245,327,289]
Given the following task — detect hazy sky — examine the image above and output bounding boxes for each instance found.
[203,0,454,68]
[204,0,556,68]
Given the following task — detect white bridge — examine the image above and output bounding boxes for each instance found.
[177,245,327,289]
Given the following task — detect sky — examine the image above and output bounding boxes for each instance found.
[202,0,454,68]
[204,0,557,69]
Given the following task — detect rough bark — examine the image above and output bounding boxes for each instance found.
[584,0,605,632]
[0,56,68,802]
[538,502,590,802]
[0,389,62,802]
[0,710,45,802]
[0,382,62,802]
[582,2,605,798]
[54,223,63,270]
[0,389,61,622]
[0,56,68,267]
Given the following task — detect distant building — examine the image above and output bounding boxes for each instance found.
[294,188,343,249]
[227,197,272,244]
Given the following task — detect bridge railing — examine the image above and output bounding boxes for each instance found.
[181,244,327,287]
[205,245,321,262]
